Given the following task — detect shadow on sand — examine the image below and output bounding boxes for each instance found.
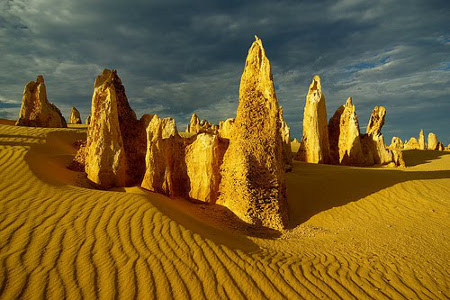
[14,129,450,239]
[287,154,450,227]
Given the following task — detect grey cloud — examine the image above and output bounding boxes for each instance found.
[0,0,449,144]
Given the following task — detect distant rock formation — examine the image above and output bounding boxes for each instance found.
[295,75,330,164]
[279,107,293,171]
[217,36,288,230]
[437,142,444,151]
[218,118,234,139]
[427,133,438,150]
[389,137,404,150]
[404,137,420,150]
[418,129,426,150]
[328,97,365,165]
[291,138,300,153]
[186,114,218,135]
[360,106,405,167]
[69,106,82,124]
[84,69,148,188]
[16,75,67,128]
[86,114,91,125]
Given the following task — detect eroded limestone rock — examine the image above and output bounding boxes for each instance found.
[70,106,82,124]
[218,118,234,139]
[186,114,218,135]
[390,137,404,150]
[295,75,330,164]
[404,137,420,150]
[84,69,147,188]
[427,133,438,150]
[16,75,67,128]
[279,107,293,171]
[217,36,288,230]
[328,97,365,165]
[418,129,426,150]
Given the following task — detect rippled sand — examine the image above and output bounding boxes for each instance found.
[0,122,449,299]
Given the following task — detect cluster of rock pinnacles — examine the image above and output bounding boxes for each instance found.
[15,36,448,230]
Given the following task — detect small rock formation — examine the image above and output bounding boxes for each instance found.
[445,144,450,151]
[328,97,365,165]
[186,114,218,135]
[86,114,91,125]
[15,75,67,128]
[437,142,444,151]
[84,69,148,188]
[279,107,293,171]
[185,133,226,202]
[141,115,227,203]
[218,118,234,139]
[217,36,288,230]
[69,106,82,124]
[360,106,404,167]
[389,137,404,150]
[69,141,86,171]
[141,115,188,196]
[418,129,426,150]
[295,75,330,164]
[404,137,420,150]
[427,133,438,150]
[291,138,301,153]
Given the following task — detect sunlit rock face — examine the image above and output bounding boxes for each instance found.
[291,138,300,153]
[295,75,330,164]
[418,129,426,150]
[218,118,234,139]
[185,133,226,203]
[328,97,365,165]
[360,106,404,167]
[404,137,420,150]
[437,142,444,151]
[16,75,67,128]
[427,133,438,150]
[141,115,188,196]
[141,115,227,203]
[69,106,82,124]
[186,114,218,135]
[279,107,293,171]
[84,69,148,188]
[217,36,288,230]
[389,137,404,150]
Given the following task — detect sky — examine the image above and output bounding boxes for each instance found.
[1,0,449,144]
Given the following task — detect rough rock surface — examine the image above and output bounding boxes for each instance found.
[218,118,234,139]
[141,116,227,203]
[16,75,67,128]
[404,137,420,150]
[360,106,404,167]
[295,75,330,163]
[427,133,438,150]
[141,115,188,196]
[437,142,444,151]
[390,137,404,150]
[279,107,293,171]
[86,114,91,125]
[328,97,365,165]
[217,36,288,230]
[185,133,226,203]
[69,106,82,124]
[84,69,147,188]
[418,129,426,150]
[186,114,218,135]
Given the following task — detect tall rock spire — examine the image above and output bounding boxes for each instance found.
[217,36,288,230]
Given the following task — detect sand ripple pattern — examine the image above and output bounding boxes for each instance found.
[0,124,449,299]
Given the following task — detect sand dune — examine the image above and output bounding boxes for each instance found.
[0,123,449,299]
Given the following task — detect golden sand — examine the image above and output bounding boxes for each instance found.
[0,123,449,299]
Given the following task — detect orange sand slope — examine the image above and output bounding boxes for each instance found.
[0,124,449,299]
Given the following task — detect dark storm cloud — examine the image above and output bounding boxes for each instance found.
[1,0,449,143]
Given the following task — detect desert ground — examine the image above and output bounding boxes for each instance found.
[0,121,449,299]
